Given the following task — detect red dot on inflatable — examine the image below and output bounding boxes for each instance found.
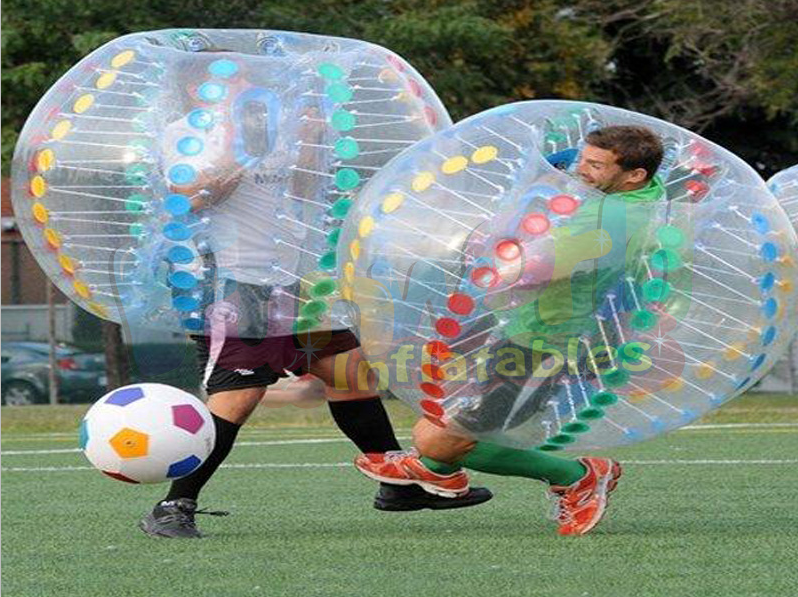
[522,213,551,235]
[422,363,443,380]
[548,194,579,215]
[471,266,498,288]
[387,54,406,72]
[420,384,445,400]
[424,106,437,126]
[694,164,717,177]
[495,239,522,261]
[435,317,461,338]
[424,414,447,428]
[420,399,445,417]
[425,341,451,358]
[408,79,422,97]
[447,293,475,315]
[685,180,709,196]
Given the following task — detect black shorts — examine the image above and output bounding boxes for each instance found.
[194,329,359,395]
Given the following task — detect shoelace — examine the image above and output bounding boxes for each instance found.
[158,506,229,528]
[379,448,419,461]
[195,508,230,517]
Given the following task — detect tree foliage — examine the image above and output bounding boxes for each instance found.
[3,0,797,174]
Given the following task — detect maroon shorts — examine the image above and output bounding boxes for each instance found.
[193,329,359,395]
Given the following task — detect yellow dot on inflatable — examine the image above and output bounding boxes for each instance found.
[344,261,355,283]
[52,120,72,140]
[73,280,91,299]
[88,302,108,318]
[111,50,135,69]
[349,239,361,260]
[96,72,117,89]
[73,94,95,114]
[358,216,375,238]
[86,302,108,318]
[44,228,61,250]
[441,156,468,174]
[411,172,435,192]
[777,279,794,293]
[341,286,354,301]
[378,68,398,83]
[396,91,412,103]
[59,254,77,275]
[779,254,796,267]
[30,176,47,198]
[662,377,684,392]
[381,193,404,214]
[723,342,746,361]
[36,149,55,173]
[472,145,498,164]
[31,203,49,224]
[627,389,650,402]
[695,362,716,380]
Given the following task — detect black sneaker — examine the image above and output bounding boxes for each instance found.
[374,483,494,512]
[138,498,229,539]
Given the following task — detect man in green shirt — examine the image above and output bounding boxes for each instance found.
[356,125,666,536]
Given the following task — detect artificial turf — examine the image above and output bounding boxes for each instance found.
[2,394,797,597]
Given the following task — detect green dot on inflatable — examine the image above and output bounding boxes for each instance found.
[538,443,564,452]
[618,342,648,363]
[631,309,658,331]
[601,368,630,388]
[545,132,567,144]
[334,137,360,160]
[331,110,356,131]
[329,198,353,219]
[548,433,576,445]
[326,228,341,247]
[301,300,328,318]
[650,248,683,272]
[657,225,685,248]
[318,251,337,271]
[318,63,345,80]
[132,113,150,132]
[127,139,152,156]
[129,223,144,237]
[562,421,590,434]
[327,83,353,103]
[642,278,671,302]
[311,278,337,297]
[335,168,361,191]
[125,194,147,212]
[590,391,619,407]
[577,407,605,421]
[294,317,319,333]
[125,164,149,185]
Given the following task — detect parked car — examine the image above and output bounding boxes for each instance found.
[1,342,107,405]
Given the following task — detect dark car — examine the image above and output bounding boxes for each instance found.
[1,342,107,405]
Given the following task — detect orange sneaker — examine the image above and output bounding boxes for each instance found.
[354,449,470,498]
[548,457,622,536]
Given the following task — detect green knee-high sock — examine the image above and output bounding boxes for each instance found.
[422,442,586,486]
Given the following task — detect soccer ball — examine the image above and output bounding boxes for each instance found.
[80,383,215,484]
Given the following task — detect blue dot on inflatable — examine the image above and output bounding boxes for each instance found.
[169,271,197,289]
[163,222,191,241]
[164,193,191,216]
[177,136,204,156]
[188,109,214,129]
[168,164,197,185]
[208,59,239,78]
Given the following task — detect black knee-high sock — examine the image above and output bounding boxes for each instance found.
[164,413,241,502]
[327,397,401,453]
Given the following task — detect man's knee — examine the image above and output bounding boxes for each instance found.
[207,387,266,424]
[412,419,476,463]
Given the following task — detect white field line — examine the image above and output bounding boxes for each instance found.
[2,423,798,456]
[4,459,798,473]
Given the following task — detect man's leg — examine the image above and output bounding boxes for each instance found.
[309,346,493,510]
[139,387,264,539]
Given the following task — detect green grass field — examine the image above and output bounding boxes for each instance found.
[3,394,798,597]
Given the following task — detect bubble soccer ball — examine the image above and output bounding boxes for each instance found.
[768,165,798,229]
[80,383,215,484]
[12,29,450,338]
[339,100,798,451]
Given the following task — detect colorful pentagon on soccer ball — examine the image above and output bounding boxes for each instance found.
[167,455,202,478]
[109,428,149,459]
[172,404,205,434]
[104,386,145,406]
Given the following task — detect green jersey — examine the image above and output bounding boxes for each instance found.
[503,176,666,349]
